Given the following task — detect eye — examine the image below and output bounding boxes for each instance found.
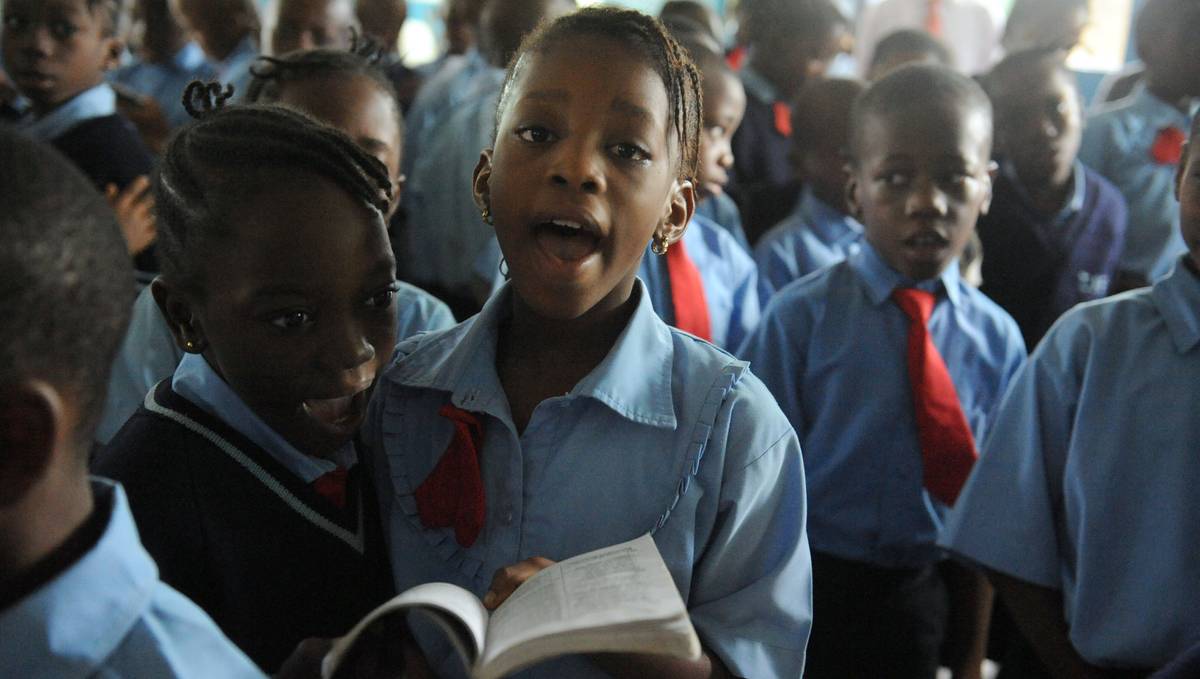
[612,142,650,162]
[516,126,554,143]
[365,281,401,309]
[3,14,27,31]
[50,20,77,39]
[269,310,314,330]
[879,171,911,188]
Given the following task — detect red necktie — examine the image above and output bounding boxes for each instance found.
[667,238,712,341]
[892,288,977,506]
[414,404,486,547]
[311,467,348,510]
[773,101,793,137]
[924,0,943,36]
[1151,126,1186,165]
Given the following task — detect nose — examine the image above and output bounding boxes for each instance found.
[905,176,949,217]
[550,138,606,193]
[18,25,54,58]
[322,321,377,383]
[717,139,734,169]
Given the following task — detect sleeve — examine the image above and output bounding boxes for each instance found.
[720,236,764,353]
[737,294,810,432]
[687,379,812,679]
[939,316,1087,589]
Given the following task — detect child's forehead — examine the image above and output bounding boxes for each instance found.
[7,0,95,17]
[862,102,990,155]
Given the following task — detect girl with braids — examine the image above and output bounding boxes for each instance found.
[365,8,812,678]
[96,83,405,672]
[95,44,454,445]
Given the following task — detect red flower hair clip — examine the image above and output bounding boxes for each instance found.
[1151,126,1186,165]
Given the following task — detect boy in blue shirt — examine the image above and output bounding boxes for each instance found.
[0,128,261,678]
[980,48,1127,349]
[754,76,865,296]
[942,114,1200,678]
[1078,0,1200,287]
[741,64,1026,678]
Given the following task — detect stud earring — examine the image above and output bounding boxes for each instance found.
[651,234,669,256]
[185,340,196,351]
[480,204,493,225]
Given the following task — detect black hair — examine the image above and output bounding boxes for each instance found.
[495,6,702,182]
[849,63,993,162]
[869,29,951,72]
[662,15,722,56]
[154,82,393,294]
[741,0,845,50]
[984,47,1076,111]
[791,76,865,154]
[659,0,722,43]
[0,128,133,446]
[245,38,403,134]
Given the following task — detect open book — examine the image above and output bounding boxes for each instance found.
[321,533,701,679]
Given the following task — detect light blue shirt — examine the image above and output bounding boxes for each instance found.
[111,42,215,129]
[13,82,115,140]
[0,480,263,678]
[1078,85,1193,280]
[753,188,864,296]
[95,282,456,444]
[171,352,358,481]
[400,71,504,292]
[740,242,1026,568]
[941,261,1200,669]
[367,281,812,679]
[401,49,493,178]
[694,192,751,254]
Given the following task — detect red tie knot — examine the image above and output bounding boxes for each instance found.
[892,287,936,324]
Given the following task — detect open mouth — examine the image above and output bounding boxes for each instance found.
[903,231,950,251]
[533,218,602,263]
[302,388,368,433]
[12,70,53,90]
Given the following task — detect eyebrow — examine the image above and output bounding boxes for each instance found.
[519,90,658,125]
[356,136,389,154]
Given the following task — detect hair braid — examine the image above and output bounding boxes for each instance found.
[495,7,703,183]
[156,82,393,292]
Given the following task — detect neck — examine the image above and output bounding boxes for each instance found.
[0,468,95,609]
[1017,165,1073,216]
[1146,75,1195,113]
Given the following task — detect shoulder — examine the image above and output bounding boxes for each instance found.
[94,385,226,481]
[689,216,755,274]
[1046,286,1158,350]
[394,281,456,338]
[957,283,1026,351]
[768,259,855,312]
[52,114,152,184]
[755,214,807,253]
[383,316,476,388]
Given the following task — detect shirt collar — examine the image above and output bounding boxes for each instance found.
[739,65,779,104]
[1001,159,1087,226]
[1152,259,1200,354]
[850,239,963,308]
[14,83,115,141]
[1128,83,1196,129]
[0,481,156,677]
[171,353,355,482]
[388,280,677,429]
[799,187,864,245]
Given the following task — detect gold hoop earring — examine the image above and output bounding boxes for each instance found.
[651,234,669,256]
[480,205,493,225]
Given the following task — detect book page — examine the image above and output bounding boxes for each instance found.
[322,582,489,679]
[480,534,690,669]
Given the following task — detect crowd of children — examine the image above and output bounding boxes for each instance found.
[2,0,1199,677]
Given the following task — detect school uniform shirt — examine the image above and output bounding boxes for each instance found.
[979,160,1127,348]
[729,66,803,244]
[95,278,455,441]
[0,479,264,678]
[96,373,394,672]
[1079,85,1195,281]
[12,82,153,192]
[855,0,1001,75]
[400,71,504,293]
[366,280,813,679]
[401,49,492,179]
[740,241,1025,568]
[753,187,864,296]
[111,42,216,129]
[694,192,752,254]
[940,261,1200,670]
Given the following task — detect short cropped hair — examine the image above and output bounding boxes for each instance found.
[0,128,134,445]
[849,63,992,162]
[741,0,845,49]
[869,29,951,72]
[984,47,1076,110]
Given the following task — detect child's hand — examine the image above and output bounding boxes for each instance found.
[483,556,557,609]
[105,177,156,256]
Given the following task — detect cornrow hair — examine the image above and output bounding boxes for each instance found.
[495,6,703,183]
[155,81,393,292]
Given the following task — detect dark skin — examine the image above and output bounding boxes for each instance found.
[1141,6,1200,113]
[469,38,734,678]
[746,24,846,101]
[134,0,188,64]
[790,78,863,213]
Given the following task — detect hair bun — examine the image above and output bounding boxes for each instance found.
[183,81,237,119]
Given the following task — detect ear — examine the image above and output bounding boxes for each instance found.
[151,277,207,354]
[102,35,125,72]
[845,164,863,220]
[0,381,63,508]
[656,179,696,247]
[472,149,494,219]
[979,159,998,217]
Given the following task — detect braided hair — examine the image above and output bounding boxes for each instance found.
[495,7,703,183]
[154,81,393,294]
[244,36,401,137]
